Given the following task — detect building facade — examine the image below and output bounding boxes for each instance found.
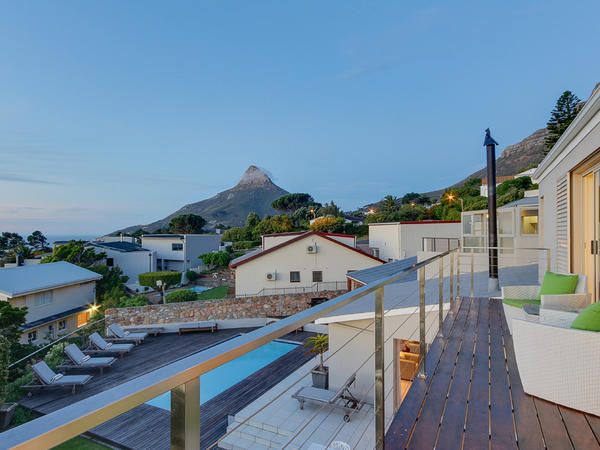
[230,231,384,297]
[141,234,222,272]
[87,241,156,282]
[0,261,102,344]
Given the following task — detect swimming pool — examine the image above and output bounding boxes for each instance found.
[188,286,210,293]
[146,340,299,409]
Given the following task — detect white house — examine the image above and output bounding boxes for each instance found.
[534,82,600,298]
[229,231,384,297]
[368,221,461,262]
[87,241,156,282]
[0,262,102,344]
[461,193,539,253]
[141,234,222,272]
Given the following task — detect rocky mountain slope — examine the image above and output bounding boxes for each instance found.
[422,128,548,200]
[117,166,288,233]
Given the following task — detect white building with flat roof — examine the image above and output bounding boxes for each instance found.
[0,261,102,344]
[141,234,221,272]
[87,241,156,282]
[368,221,461,262]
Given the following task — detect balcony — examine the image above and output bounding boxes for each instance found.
[1,247,597,449]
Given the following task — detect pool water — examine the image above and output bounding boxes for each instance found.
[188,286,210,293]
[147,340,299,409]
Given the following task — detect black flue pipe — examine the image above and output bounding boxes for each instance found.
[484,128,499,283]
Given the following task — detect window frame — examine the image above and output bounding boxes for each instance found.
[312,271,323,283]
[172,243,184,251]
[290,271,301,283]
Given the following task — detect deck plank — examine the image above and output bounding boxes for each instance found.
[559,406,600,450]
[533,398,573,450]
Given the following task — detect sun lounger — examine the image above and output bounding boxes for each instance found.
[178,321,218,335]
[124,326,165,336]
[292,373,360,422]
[107,323,148,344]
[57,344,117,374]
[22,361,92,395]
[88,332,134,357]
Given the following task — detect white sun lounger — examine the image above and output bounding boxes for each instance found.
[88,332,134,357]
[107,323,148,344]
[292,373,360,422]
[57,344,117,374]
[23,361,92,395]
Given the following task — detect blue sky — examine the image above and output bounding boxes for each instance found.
[1,1,599,235]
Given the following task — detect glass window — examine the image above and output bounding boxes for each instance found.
[106,257,114,267]
[27,331,37,344]
[520,209,539,235]
[77,312,89,328]
[34,291,53,306]
[58,320,66,330]
[290,271,301,283]
[462,215,472,235]
[498,211,513,235]
[172,243,183,251]
[472,214,484,235]
[312,271,323,283]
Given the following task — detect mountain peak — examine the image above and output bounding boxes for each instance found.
[236,165,273,187]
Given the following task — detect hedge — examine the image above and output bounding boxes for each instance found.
[138,271,181,288]
[165,290,198,303]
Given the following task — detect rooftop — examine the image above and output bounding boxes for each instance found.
[89,241,149,253]
[346,256,417,285]
[0,261,102,298]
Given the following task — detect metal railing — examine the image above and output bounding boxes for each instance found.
[237,280,348,298]
[421,237,461,253]
[1,246,549,450]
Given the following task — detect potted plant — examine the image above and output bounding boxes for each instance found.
[0,335,17,430]
[305,334,329,389]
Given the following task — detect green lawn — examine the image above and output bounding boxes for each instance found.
[52,437,110,450]
[196,285,229,300]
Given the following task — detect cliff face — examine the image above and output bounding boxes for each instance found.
[117,166,288,233]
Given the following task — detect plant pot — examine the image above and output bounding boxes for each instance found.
[311,366,329,389]
[0,403,17,430]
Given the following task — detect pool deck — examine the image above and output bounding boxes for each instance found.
[19,329,316,449]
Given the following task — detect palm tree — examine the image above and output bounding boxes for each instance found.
[381,195,398,212]
[304,334,328,370]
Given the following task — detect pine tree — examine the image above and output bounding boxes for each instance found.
[545,90,581,153]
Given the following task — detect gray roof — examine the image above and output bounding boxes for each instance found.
[500,196,538,209]
[0,262,102,298]
[347,256,417,285]
[229,248,262,266]
[90,242,148,253]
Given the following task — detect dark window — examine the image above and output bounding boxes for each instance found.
[58,320,66,330]
[172,243,183,251]
[27,331,37,344]
[312,271,323,283]
[106,257,114,267]
[290,271,301,283]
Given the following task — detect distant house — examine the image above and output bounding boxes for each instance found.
[229,231,384,297]
[141,234,222,272]
[87,241,156,281]
[0,262,102,344]
[368,221,461,261]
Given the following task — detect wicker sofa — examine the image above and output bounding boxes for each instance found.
[501,273,590,333]
[512,316,600,416]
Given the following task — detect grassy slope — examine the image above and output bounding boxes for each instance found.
[196,285,229,300]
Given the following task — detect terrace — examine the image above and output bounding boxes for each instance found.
[2,247,598,450]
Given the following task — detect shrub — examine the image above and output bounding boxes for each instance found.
[200,251,231,269]
[232,240,260,251]
[165,290,197,303]
[139,271,181,289]
[185,270,199,282]
[118,295,148,307]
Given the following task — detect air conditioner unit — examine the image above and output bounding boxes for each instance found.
[307,244,318,254]
[266,272,277,281]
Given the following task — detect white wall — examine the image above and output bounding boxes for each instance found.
[184,235,222,270]
[326,308,445,416]
[103,248,155,282]
[368,224,401,261]
[10,282,96,323]
[142,235,221,272]
[234,234,382,296]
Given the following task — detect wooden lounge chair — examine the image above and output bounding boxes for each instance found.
[292,373,360,422]
[107,323,148,344]
[57,344,116,374]
[22,361,92,395]
[124,326,165,337]
[87,332,134,357]
[178,321,218,335]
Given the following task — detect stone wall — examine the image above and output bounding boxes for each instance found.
[105,290,346,326]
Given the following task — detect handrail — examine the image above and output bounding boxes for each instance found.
[1,249,459,450]
[8,317,106,369]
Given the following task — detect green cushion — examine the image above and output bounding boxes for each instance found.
[537,272,579,300]
[502,298,540,309]
[571,303,600,331]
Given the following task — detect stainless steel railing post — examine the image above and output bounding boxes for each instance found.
[418,267,427,379]
[374,286,385,450]
[456,252,461,302]
[470,253,475,298]
[171,378,200,450]
[449,252,454,310]
[438,257,444,337]
[546,248,551,273]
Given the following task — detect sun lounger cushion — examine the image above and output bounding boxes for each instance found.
[538,272,579,300]
[32,362,92,386]
[295,387,338,404]
[571,303,600,332]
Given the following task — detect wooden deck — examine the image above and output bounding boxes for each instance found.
[21,329,315,449]
[385,297,600,450]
